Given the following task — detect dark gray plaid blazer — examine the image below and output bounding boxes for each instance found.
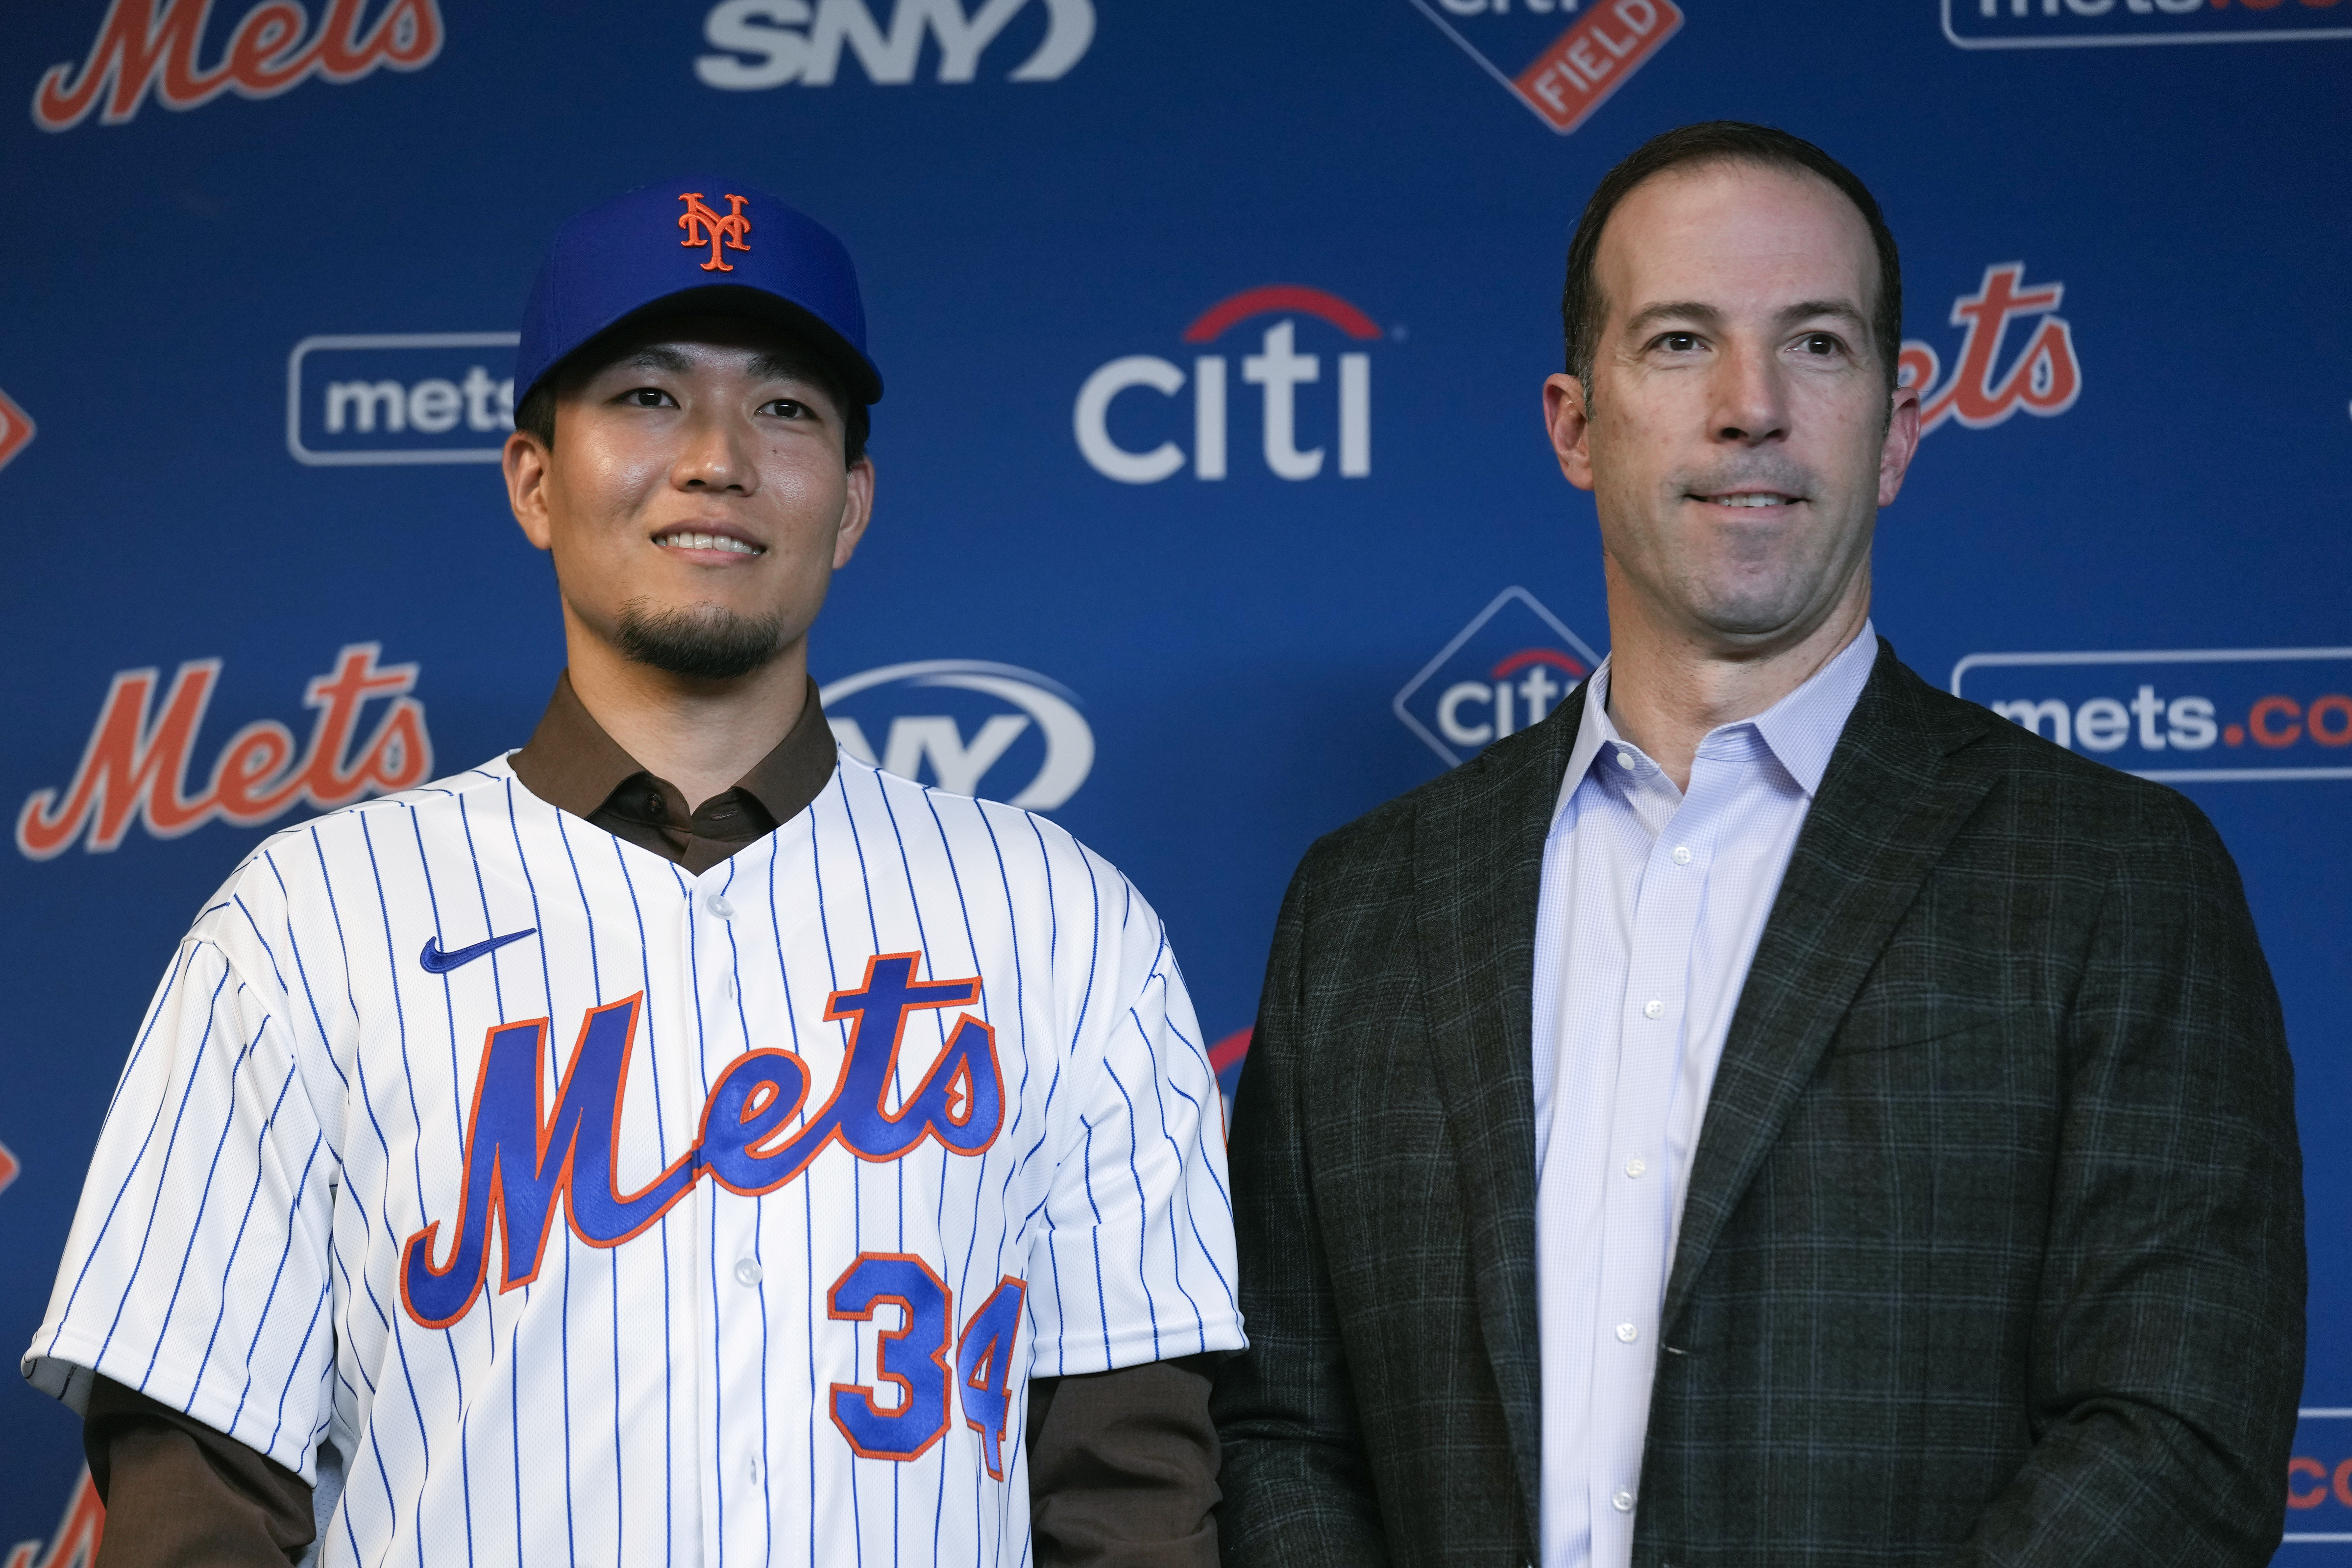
[1213,643,2303,1568]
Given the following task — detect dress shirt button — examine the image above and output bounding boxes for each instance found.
[1616,1322,1639,1344]
[734,1258,763,1287]
[1672,845,1692,865]
[1625,1157,1647,1178]
[707,893,735,919]
[1612,1488,1636,1513]
[1614,749,1636,771]
[1643,998,1664,1020]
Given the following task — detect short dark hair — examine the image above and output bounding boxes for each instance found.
[512,324,870,466]
[1560,121,1902,396]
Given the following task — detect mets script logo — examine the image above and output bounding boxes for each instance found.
[680,192,752,272]
[1900,264,2082,436]
[822,660,1093,809]
[16,645,433,859]
[400,952,1002,1328]
[33,0,442,132]
[2,1470,101,1568]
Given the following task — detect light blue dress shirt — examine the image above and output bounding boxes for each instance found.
[1530,625,1878,1568]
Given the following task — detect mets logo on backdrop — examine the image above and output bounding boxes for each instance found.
[1396,588,1604,767]
[1955,647,2352,783]
[680,192,752,271]
[1409,0,1683,134]
[1076,287,1389,485]
[0,388,32,477]
[1902,263,2083,436]
[16,645,433,859]
[1945,0,2352,49]
[821,660,1093,809]
[32,0,442,132]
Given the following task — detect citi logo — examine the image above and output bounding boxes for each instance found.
[696,0,1092,88]
[1953,647,2352,783]
[287,334,517,466]
[1899,264,2082,436]
[1076,286,1383,485]
[33,0,442,133]
[17,644,434,859]
[1395,588,1604,768]
[819,661,1093,810]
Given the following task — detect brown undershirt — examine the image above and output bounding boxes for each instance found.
[85,672,1219,1566]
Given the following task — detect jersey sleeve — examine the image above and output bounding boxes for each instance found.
[22,934,338,1483]
[1027,878,1246,1376]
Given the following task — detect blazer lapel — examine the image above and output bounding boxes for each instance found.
[1661,648,1997,1335]
[1413,683,1585,1544]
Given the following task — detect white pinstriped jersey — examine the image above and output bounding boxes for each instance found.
[24,751,1243,1566]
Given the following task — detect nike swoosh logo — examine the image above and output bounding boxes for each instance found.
[419,928,538,974]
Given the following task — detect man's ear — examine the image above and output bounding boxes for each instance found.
[504,429,555,552]
[1876,382,1923,509]
[831,455,876,570]
[1544,372,1597,492]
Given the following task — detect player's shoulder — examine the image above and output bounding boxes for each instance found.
[189,756,524,936]
[829,754,1159,926]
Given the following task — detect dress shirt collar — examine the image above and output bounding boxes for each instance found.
[509,669,838,848]
[1556,621,1879,820]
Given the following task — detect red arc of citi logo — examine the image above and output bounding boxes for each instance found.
[0,388,32,475]
[1076,285,1382,484]
[1901,263,2082,435]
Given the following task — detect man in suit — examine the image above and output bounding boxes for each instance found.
[1212,121,2304,1567]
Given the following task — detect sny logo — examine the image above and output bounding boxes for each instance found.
[1395,587,1603,767]
[17,644,433,859]
[33,0,442,132]
[1077,286,1383,485]
[1409,0,1684,135]
[697,0,1093,88]
[679,192,752,272]
[400,953,1003,1328]
[1900,264,2082,436]
[1954,646,2352,783]
[822,660,1093,809]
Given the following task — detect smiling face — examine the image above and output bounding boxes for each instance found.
[1546,160,1918,657]
[503,314,873,686]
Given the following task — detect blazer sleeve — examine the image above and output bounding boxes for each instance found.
[1953,788,2304,1565]
[1211,855,1392,1567]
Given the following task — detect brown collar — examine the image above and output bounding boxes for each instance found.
[508,672,837,872]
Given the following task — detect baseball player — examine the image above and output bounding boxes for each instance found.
[25,177,1243,1565]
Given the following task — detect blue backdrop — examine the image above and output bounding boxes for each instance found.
[4,0,2349,1553]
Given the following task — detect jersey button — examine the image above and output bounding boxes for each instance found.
[734,1258,763,1287]
[707,893,735,919]
[719,973,737,1001]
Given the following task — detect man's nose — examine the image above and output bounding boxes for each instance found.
[674,411,758,492]
[1708,340,1788,446]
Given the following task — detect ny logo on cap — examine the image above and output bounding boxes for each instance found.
[678,192,752,272]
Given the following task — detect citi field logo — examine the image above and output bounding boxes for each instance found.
[32,0,442,132]
[1076,286,1383,485]
[1899,264,2082,436]
[17,645,434,859]
[1396,588,1604,767]
[1409,0,1684,134]
[1953,647,2352,782]
[287,333,517,466]
[0,388,32,477]
[820,661,1093,809]
[696,0,1092,88]
[1945,0,2352,48]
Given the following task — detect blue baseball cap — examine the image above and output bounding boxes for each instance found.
[514,175,882,411]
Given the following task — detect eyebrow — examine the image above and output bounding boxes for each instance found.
[1622,299,1870,337]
